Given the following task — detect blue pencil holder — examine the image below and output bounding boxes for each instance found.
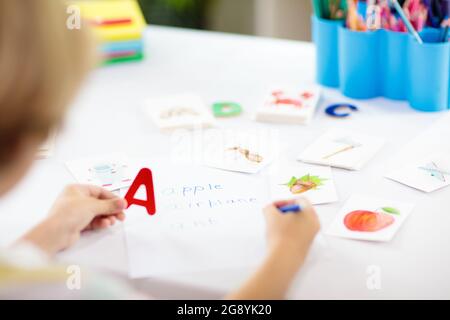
[312,16,343,88]
[312,15,450,112]
[408,29,450,112]
[381,31,409,100]
[339,27,381,99]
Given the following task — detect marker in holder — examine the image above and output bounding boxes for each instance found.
[312,15,450,112]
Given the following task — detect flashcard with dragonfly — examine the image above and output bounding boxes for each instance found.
[297,128,385,170]
[385,153,450,193]
[255,86,321,125]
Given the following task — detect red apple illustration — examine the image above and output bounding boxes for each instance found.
[344,207,399,232]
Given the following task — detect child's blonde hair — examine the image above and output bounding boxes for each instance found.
[0,0,93,164]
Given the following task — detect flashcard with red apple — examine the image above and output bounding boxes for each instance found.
[385,153,450,193]
[326,194,414,242]
[65,154,137,191]
[297,128,385,170]
[144,94,215,131]
[269,163,338,204]
[255,85,321,125]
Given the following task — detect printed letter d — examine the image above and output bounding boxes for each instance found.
[125,168,156,215]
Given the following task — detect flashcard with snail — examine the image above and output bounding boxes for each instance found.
[144,94,215,131]
[269,163,338,204]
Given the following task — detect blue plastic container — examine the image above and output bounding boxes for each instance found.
[408,29,450,112]
[312,16,343,88]
[339,27,380,99]
[312,15,450,112]
[381,30,409,100]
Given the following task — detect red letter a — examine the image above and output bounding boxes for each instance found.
[125,168,156,215]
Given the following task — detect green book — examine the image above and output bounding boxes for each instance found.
[102,52,145,66]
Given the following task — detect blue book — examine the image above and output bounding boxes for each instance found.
[101,40,144,54]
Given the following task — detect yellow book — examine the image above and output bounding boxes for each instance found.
[71,0,146,42]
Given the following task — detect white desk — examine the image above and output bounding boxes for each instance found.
[0,26,449,299]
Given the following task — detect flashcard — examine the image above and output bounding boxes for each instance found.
[202,131,274,174]
[144,94,215,131]
[326,194,414,242]
[297,128,385,170]
[269,163,338,204]
[255,86,321,125]
[65,154,136,191]
[385,153,450,193]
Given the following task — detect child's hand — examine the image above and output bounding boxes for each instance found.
[263,198,320,258]
[21,184,127,256]
[227,198,320,299]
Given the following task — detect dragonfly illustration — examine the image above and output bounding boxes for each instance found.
[322,137,362,160]
[418,162,450,182]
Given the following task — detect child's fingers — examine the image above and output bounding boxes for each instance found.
[108,216,116,225]
[88,217,111,230]
[272,199,296,208]
[115,212,126,221]
[295,197,311,208]
[88,198,127,217]
[79,184,118,200]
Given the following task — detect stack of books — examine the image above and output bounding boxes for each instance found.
[73,0,146,65]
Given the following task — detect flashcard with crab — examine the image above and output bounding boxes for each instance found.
[144,94,215,131]
[269,163,338,204]
[326,194,414,242]
[385,153,450,193]
[202,133,274,174]
[65,154,136,191]
[297,128,385,170]
[255,86,321,125]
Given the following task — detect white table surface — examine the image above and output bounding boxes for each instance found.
[0,26,449,299]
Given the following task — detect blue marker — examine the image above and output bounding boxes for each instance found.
[278,204,302,214]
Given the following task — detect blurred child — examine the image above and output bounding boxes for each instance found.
[0,0,319,299]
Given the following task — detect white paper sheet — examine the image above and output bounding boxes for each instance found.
[123,161,268,278]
